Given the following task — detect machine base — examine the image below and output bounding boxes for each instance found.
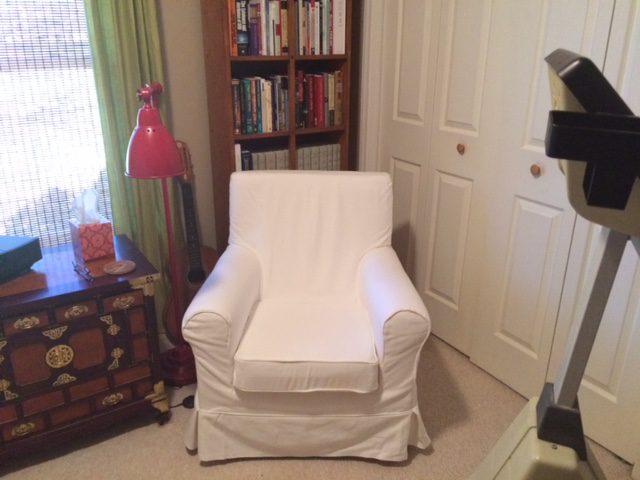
[469,398,605,480]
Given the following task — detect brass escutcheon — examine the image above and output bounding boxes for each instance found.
[112,296,135,310]
[64,304,89,319]
[13,316,40,330]
[42,326,68,340]
[11,422,35,437]
[52,373,77,387]
[45,344,75,369]
[101,393,124,407]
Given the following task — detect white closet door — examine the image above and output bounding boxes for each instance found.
[548,1,640,463]
[377,0,442,280]
[415,0,494,354]
[466,0,613,398]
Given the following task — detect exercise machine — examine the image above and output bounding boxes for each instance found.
[469,49,640,479]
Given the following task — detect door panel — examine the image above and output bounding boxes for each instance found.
[548,1,640,463]
[379,0,441,274]
[467,0,613,398]
[416,0,492,354]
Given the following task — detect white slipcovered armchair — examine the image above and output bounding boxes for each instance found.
[182,171,431,462]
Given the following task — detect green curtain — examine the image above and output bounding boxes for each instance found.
[84,0,185,331]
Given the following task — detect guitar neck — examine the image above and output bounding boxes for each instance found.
[180,182,203,272]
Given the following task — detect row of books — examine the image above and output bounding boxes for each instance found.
[234,145,289,171]
[232,75,289,135]
[297,0,345,55]
[296,143,341,170]
[229,0,289,56]
[227,0,346,56]
[234,143,341,171]
[295,70,343,128]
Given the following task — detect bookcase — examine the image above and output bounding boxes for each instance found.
[201,0,363,247]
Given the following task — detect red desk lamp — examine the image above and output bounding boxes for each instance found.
[126,83,196,386]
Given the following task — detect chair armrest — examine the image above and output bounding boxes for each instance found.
[182,244,261,355]
[359,247,430,360]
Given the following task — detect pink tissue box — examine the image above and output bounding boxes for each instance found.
[69,219,115,263]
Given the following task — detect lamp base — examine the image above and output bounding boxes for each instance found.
[160,343,196,386]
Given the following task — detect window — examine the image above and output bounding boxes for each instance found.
[0,0,111,248]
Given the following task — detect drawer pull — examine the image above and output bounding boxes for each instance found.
[107,348,125,371]
[14,316,40,330]
[11,422,35,438]
[112,295,135,310]
[53,373,77,387]
[64,305,89,319]
[102,393,124,407]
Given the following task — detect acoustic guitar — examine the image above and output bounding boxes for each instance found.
[164,141,217,344]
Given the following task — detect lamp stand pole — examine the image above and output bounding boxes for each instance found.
[159,177,197,386]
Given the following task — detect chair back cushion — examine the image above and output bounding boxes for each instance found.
[229,171,392,298]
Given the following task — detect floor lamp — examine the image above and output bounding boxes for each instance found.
[125,83,196,386]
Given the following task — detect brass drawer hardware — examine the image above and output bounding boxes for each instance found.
[42,326,68,340]
[14,316,40,330]
[100,315,121,336]
[107,348,125,371]
[101,393,124,407]
[11,422,35,438]
[0,379,18,401]
[64,304,89,319]
[45,345,75,369]
[52,373,77,387]
[112,295,135,310]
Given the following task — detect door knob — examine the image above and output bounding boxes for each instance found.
[456,144,466,155]
[530,164,542,178]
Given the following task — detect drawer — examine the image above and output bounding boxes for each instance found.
[55,300,98,322]
[49,401,91,427]
[2,311,49,336]
[103,290,144,313]
[2,415,45,442]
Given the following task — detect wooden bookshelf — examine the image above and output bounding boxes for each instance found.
[201,0,363,248]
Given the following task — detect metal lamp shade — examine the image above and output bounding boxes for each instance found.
[126,104,184,179]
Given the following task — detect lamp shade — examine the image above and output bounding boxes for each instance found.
[125,83,184,179]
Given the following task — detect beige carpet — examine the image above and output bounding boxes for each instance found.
[0,337,633,479]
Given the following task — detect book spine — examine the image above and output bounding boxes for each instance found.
[259,0,267,54]
[313,74,324,127]
[241,149,252,170]
[234,143,242,171]
[332,0,345,54]
[231,79,241,134]
[241,78,253,133]
[305,73,313,127]
[237,0,250,55]
[281,0,288,54]
[334,69,342,125]
[327,73,334,126]
[323,72,328,127]
[229,0,238,55]
[255,78,263,133]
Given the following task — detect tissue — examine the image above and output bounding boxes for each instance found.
[69,190,114,263]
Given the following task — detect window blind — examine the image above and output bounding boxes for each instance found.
[0,0,111,248]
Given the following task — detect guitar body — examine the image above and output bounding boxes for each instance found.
[163,141,218,345]
[164,245,217,344]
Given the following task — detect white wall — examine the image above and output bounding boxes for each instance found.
[157,0,216,250]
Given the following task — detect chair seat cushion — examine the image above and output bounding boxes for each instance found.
[233,297,379,393]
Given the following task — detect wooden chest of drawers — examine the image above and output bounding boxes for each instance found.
[0,235,169,460]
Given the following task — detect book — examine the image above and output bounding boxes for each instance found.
[237,0,249,55]
[229,0,238,55]
[281,0,288,54]
[334,69,343,125]
[234,143,242,171]
[313,74,324,127]
[241,149,252,170]
[332,0,345,54]
[231,79,241,134]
